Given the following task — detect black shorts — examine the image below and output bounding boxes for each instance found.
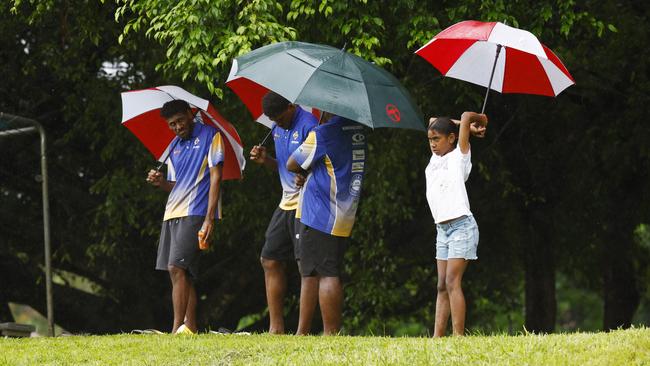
[260,207,300,261]
[156,216,204,278]
[297,225,348,277]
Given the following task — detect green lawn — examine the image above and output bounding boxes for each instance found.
[1,327,649,365]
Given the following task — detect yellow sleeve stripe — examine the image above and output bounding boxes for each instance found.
[208,132,224,167]
[299,131,318,170]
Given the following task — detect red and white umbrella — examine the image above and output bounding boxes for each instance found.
[120,85,245,180]
[415,20,575,112]
[226,62,320,143]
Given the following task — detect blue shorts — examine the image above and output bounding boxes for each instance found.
[435,215,479,260]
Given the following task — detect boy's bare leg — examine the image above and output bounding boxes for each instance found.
[261,258,288,334]
[169,265,190,333]
[296,276,319,335]
[319,276,342,335]
[446,258,469,336]
[434,259,450,337]
[184,282,198,332]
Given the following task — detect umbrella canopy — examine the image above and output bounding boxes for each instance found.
[120,85,245,180]
[226,41,424,131]
[225,76,319,129]
[415,20,575,102]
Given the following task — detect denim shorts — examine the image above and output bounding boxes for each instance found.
[435,215,479,260]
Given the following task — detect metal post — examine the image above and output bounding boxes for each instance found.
[481,44,503,114]
[0,127,37,136]
[0,112,54,336]
[38,124,54,337]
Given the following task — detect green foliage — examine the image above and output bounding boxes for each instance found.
[236,308,268,332]
[116,0,297,97]
[287,0,391,65]
[4,0,175,328]
[556,274,603,332]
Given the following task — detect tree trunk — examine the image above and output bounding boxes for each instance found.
[524,210,556,333]
[603,226,640,330]
[601,170,643,331]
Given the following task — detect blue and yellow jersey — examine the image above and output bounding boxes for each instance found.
[272,107,318,210]
[164,121,224,221]
[290,116,366,237]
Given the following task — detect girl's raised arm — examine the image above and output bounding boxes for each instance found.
[458,112,488,154]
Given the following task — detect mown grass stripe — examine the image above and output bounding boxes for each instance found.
[1,328,649,365]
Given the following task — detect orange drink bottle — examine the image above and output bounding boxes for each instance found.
[198,230,209,250]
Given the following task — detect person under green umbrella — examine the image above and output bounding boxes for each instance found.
[287,112,367,335]
[249,92,317,334]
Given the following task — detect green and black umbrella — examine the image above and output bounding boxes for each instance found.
[227,41,424,132]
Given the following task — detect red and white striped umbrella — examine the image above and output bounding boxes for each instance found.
[226,61,320,130]
[120,85,245,180]
[415,20,575,111]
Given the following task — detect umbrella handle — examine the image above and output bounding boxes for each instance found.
[481,44,503,114]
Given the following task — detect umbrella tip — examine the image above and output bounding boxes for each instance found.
[341,42,347,51]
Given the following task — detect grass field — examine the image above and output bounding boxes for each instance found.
[1,327,649,365]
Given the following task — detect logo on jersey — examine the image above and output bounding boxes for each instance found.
[290,130,301,144]
[349,174,363,197]
[352,132,365,145]
[386,104,400,122]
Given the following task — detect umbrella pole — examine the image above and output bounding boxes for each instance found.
[156,138,179,171]
[259,129,273,146]
[481,44,503,114]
